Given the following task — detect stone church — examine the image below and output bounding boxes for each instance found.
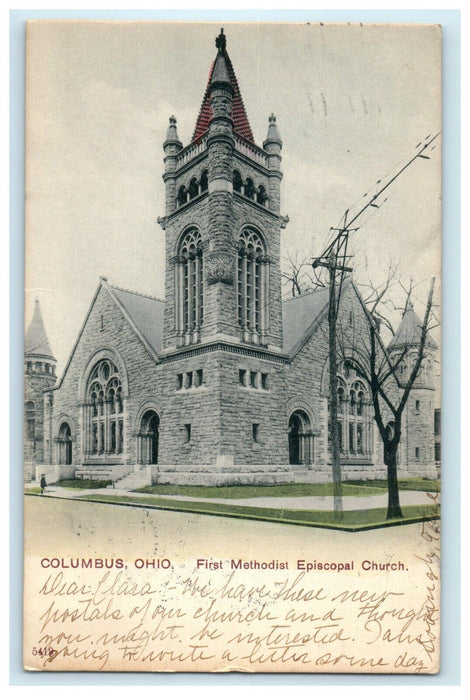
[25,30,438,487]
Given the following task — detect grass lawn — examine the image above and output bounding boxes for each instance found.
[78,492,440,531]
[135,477,439,499]
[24,486,42,495]
[345,477,440,493]
[52,479,112,490]
[135,482,386,499]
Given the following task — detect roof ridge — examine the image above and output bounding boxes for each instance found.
[282,286,329,304]
[109,283,164,304]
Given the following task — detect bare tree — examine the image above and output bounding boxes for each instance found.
[339,276,436,518]
[282,252,326,297]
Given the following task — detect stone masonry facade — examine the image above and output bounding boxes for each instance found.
[34,30,438,486]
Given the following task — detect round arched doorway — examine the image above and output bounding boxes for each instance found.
[288,410,314,466]
[138,410,159,465]
[58,421,72,465]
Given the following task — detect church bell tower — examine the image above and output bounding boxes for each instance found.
[160,28,286,354]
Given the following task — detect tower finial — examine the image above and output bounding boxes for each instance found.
[215,28,226,52]
[264,112,282,148]
[164,114,182,147]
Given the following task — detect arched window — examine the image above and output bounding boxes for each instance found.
[334,369,371,458]
[200,170,208,193]
[188,177,199,200]
[256,185,268,206]
[25,401,35,440]
[138,410,159,465]
[237,228,268,343]
[176,228,204,343]
[289,410,314,466]
[233,170,243,193]
[244,178,256,200]
[58,421,72,465]
[86,359,124,457]
[177,185,188,208]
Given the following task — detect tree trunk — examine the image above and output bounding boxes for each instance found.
[384,440,402,519]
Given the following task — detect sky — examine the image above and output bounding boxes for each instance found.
[24,21,441,373]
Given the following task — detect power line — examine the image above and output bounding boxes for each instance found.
[310,131,440,516]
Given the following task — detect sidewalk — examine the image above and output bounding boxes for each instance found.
[37,485,438,512]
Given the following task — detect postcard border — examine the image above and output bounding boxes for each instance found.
[9,6,461,688]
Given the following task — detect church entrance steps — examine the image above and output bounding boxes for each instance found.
[75,464,135,483]
[75,468,115,481]
[113,466,152,490]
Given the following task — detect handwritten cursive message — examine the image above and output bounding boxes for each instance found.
[24,513,440,674]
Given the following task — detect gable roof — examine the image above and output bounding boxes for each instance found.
[192,42,254,143]
[53,279,164,391]
[25,298,56,361]
[282,286,330,356]
[109,285,165,357]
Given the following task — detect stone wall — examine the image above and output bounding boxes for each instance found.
[24,370,56,481]
[47,283,161,467]
[285,282,383,474]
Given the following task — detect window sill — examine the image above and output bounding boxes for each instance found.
[238,385,269,392]
[176,385,208,393]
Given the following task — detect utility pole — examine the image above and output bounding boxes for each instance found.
[313,232,352,515]
[311,132,439,514]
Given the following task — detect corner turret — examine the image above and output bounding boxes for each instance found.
[163,116,183,216]
[24,298,56,480]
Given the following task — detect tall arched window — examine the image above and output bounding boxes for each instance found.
[334,367,371,458]
[58,421,72,465]
[86,359,124,457]
[176,228,203,344]
[237,228,268,344]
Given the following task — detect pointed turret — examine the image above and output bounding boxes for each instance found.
[163,115,183,215]
[388,301,437,470]
[192,29,254,143]
[164,115,182,148]
[263,113,282,148]
[24,298,56,478]
[262,113,283,214]
[25,298,56,362]
[388,301,437,351]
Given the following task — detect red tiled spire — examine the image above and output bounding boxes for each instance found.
[192,32,254,144]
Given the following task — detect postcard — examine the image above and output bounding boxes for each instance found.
[23,21,441,673]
